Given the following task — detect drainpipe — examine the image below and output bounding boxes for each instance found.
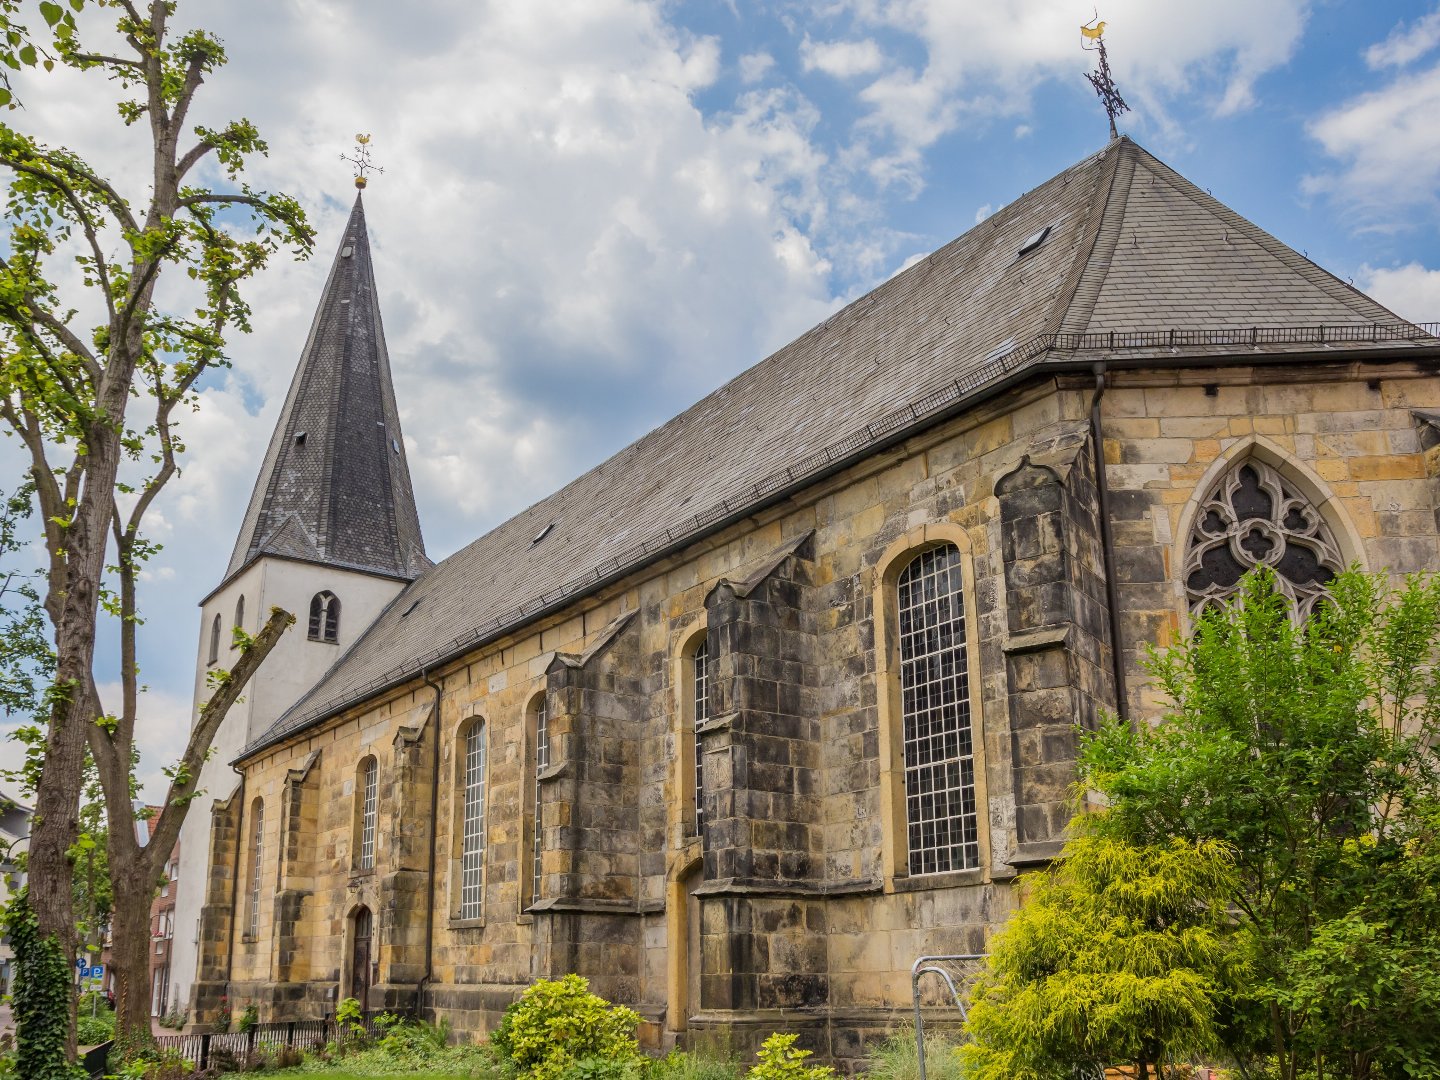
[224,766,247,993]
[415,668,443,1019]
[1090,361,1129,722]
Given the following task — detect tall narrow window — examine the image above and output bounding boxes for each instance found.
[357,758,377,870]
[531,695,549,905]
[233,595,245,634]
[460,721,488,919]
[207,614,221,665]
[308,591,340,643]
[692,635,710,834]
[248,799,264,936]
[897,544,979,875]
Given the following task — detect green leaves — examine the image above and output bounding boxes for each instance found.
[1073,567,1440,1079]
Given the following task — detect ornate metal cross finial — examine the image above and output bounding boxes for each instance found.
[1081,14,1129,141]
[341,134,384,189]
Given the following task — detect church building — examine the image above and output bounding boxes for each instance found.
[174,136,1440,1065]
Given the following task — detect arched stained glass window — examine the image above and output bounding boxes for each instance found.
[1185,459,1344,620]
[692,634,710,835]
[208,614,222,665]
[897,544,979,875]
[248,799,264,936]
[459,721,487,919]
[531,695,549,906]
[357,758,377,870]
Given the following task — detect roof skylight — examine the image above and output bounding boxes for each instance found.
[1017,225,1052,258]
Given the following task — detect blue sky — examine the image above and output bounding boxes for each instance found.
[3,0,1439,795]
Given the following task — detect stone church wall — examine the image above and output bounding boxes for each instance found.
[207,357,1440,1068]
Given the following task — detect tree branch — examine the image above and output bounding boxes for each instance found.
[144,607,294,871]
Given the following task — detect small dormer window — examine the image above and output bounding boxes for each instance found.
[309,591,341,644]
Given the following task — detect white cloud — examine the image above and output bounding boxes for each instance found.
[739,50,776,83]
[1304,63,1440,225]
[974,203,993,224]
[2,0,856,797]
[1359,263,1440,322]
[810,0,1308,190]
[1366,7,1440,69]
[800,35,886,78]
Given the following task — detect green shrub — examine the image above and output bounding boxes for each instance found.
[491,975,642,1080]
[747,1034,833,1080]
[235,1003,258,1034]
[76,1010,115,1046]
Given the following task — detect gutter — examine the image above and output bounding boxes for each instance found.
[238,333,1440,760]
[1089,362,1128,722]
[414,668,443,1019]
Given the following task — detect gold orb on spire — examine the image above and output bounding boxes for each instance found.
[340,134,383,190]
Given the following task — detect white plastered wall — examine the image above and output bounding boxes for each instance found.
[168,558,407,1019]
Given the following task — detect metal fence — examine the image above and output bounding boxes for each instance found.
[145,1013,388,1071]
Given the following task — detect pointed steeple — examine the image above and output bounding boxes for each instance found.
[227,195,429,582]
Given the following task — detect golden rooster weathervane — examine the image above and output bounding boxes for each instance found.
[1081,13,1129,140]
[341,134,383,189]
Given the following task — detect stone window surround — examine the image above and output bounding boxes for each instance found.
[871,521,992,893]
[448,714,490,928]
[671,620,710,853]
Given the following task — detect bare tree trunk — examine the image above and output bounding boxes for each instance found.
[108,871,156,1054]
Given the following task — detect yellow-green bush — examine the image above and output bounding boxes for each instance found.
[490,975,642,1080]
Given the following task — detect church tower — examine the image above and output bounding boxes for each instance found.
[170,193,428,1022]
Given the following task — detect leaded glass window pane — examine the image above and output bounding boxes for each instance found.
[460,723,487,919]
[693,635,710,835]
[249,801,264,936]
[358,759,377,870]
[898,544,979,875]
[532,698,548,906]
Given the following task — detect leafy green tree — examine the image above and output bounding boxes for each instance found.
[1082,569,1440,1080]
[0,0,310,1063]
[962,835,1242,1080]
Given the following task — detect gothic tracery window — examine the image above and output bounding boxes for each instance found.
[1184,459,1344,620]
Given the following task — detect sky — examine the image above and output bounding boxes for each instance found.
[2,0,1440,798]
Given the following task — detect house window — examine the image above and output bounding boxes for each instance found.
[459,720,488,920]
[308,591,340,643]
[356,758,378,871]
[207,614,221,665]
[233,595,245,636]
[1184,458,1344,621]
[897,544,979,875]
[530,694,549,907]
[692,634,711,835]
[248,798,264,936]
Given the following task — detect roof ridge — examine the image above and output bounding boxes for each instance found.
[1047,137,1136,336]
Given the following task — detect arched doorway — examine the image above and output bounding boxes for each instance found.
[350,906,373,1007]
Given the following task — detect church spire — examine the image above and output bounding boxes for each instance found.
[226,194,429,583]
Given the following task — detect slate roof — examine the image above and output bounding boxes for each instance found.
[241,137,1438,759]
[226,195,430,585]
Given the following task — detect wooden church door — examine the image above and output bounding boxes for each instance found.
[351,906,373,1007]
